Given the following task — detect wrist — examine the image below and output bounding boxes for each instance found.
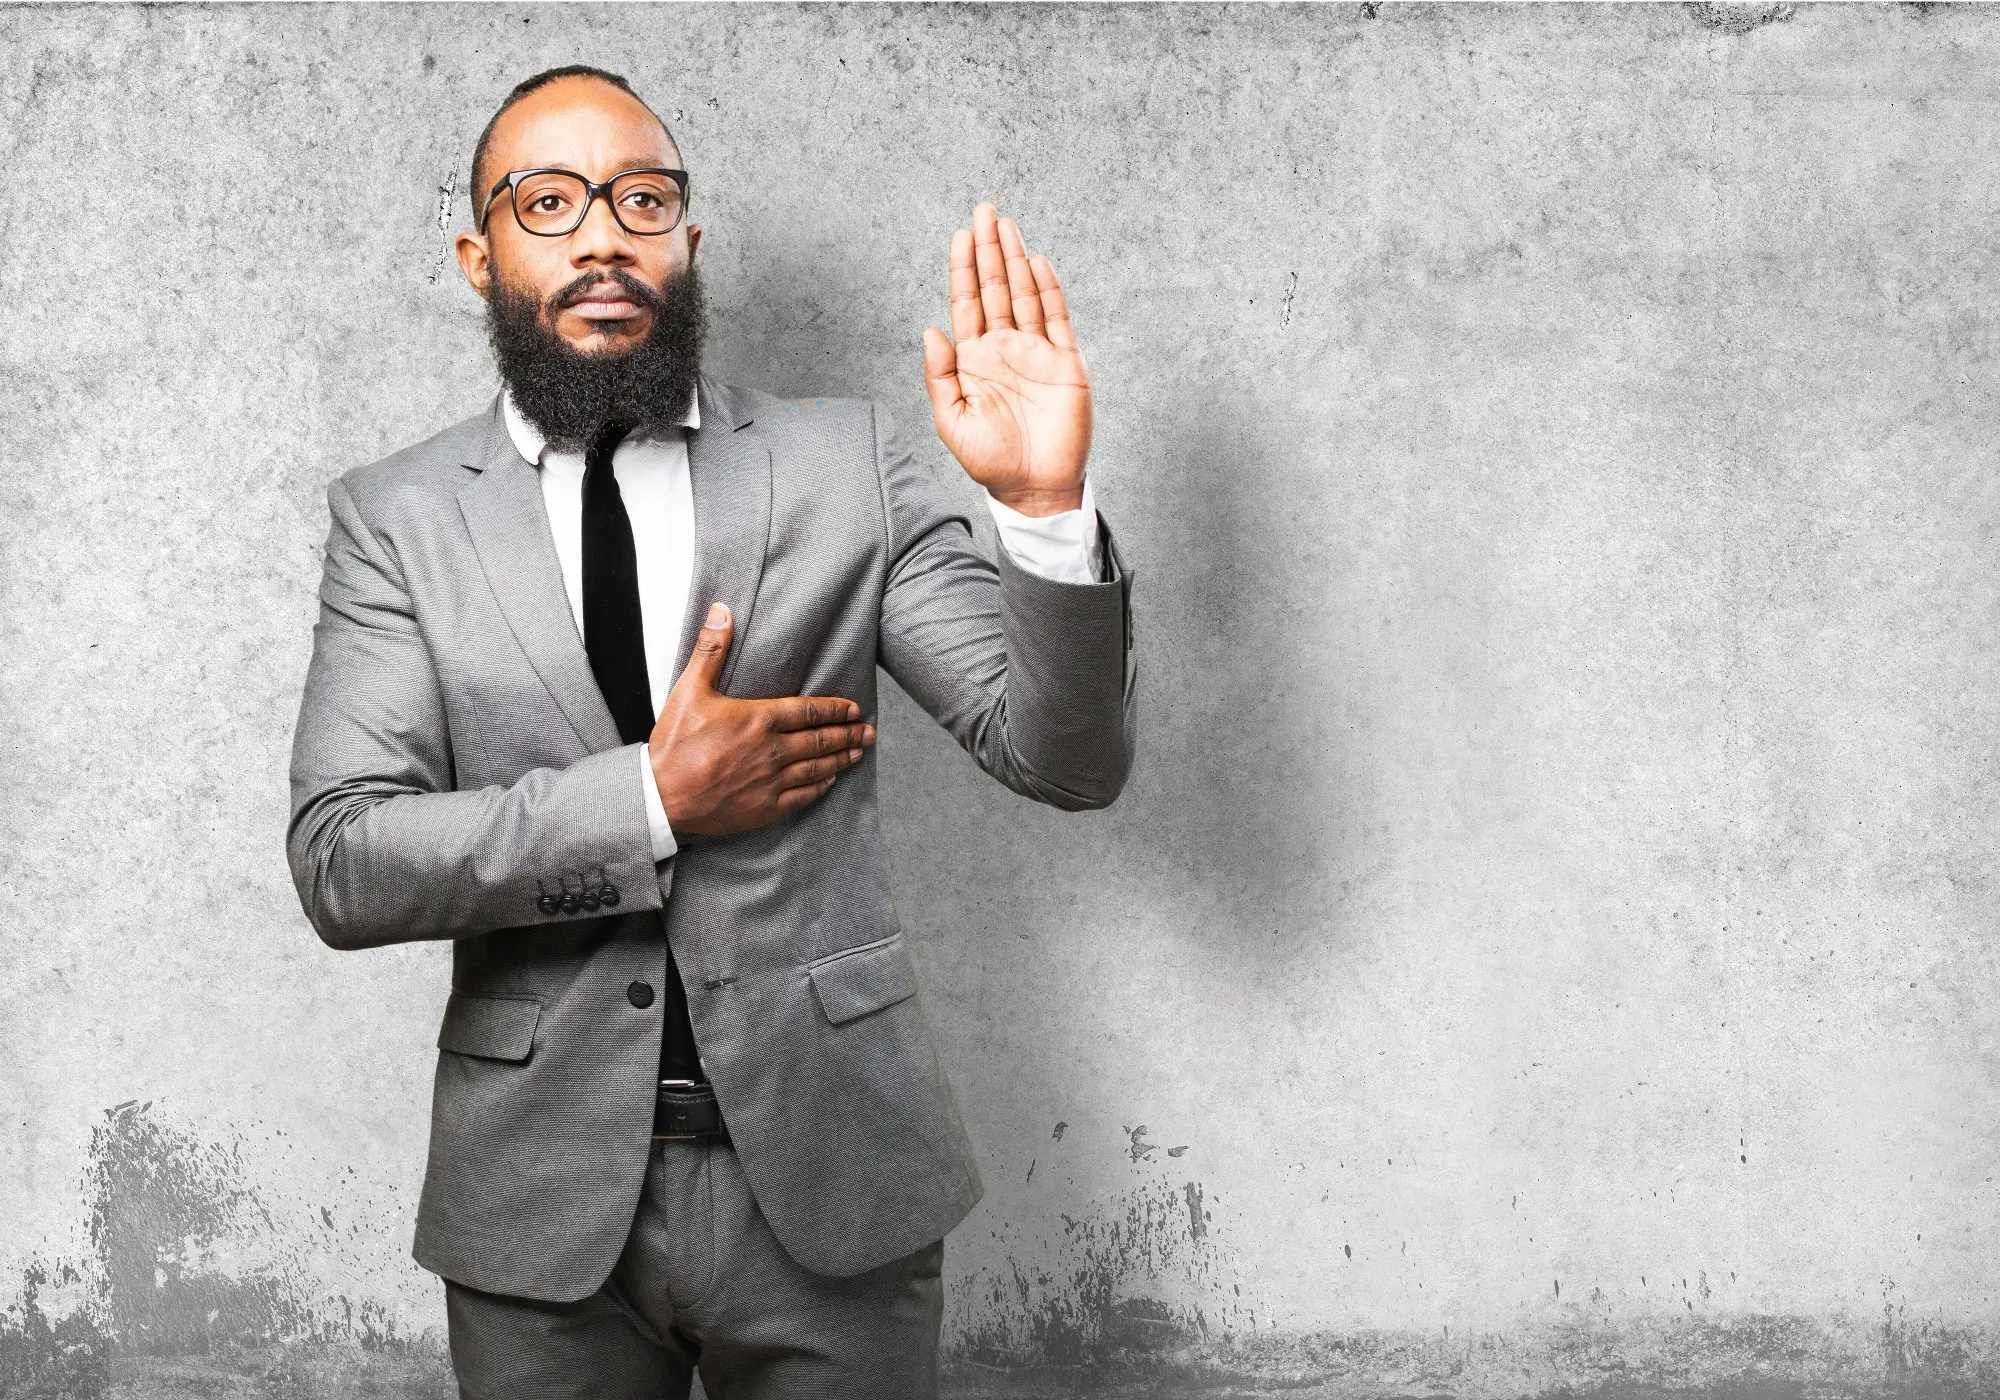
[648,740,674,801]
[989,483,1085,518]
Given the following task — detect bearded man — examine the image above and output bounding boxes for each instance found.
[285,64,1135,1399]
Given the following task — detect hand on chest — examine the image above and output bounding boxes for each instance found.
[447,416,887,779]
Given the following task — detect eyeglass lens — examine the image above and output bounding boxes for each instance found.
[513,172,683,236]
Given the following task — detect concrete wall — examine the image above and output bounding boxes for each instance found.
[2,4,1995,1396]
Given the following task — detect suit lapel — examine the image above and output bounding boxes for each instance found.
[674,376,771,694]
[454,379,772,754]
[457,400,623,755]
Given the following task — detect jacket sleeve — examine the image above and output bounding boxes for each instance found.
[873,403,1138,810]
[285,477,662,951]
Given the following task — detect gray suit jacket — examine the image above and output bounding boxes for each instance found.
[286,374,1136,1301]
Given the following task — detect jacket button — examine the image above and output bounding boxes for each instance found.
[580,890,601,912]
[599,884,621,908]
[537,894,560,915]
[627,981,655,1009]
[560,893,580,914]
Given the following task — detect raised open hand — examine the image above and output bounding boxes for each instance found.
[922,202,1092,517]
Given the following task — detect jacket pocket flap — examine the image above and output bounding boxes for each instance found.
[807,935,918,1026]
[437,992,542,1061]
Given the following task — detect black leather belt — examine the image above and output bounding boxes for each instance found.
[654,1081,727,1141]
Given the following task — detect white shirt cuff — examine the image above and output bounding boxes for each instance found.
[637,742,678,862]
[985,478,1103,585]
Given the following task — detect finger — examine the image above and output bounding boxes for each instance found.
[765,695,863,732]
[775,746,865,791]
[973,202,1014,331]
[949,227,982,343]
[998,217,1045,334]
[769,721,875,766]
[676,601,732,692]
[1030,254,1078,351]
[923,327,964,425]
[774,774,839,815]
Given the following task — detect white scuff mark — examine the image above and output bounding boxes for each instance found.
[427,169,458,284]
[1280,270,1298,329]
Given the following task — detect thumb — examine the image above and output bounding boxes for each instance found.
[680,601,732,691]
[923,327,964,430]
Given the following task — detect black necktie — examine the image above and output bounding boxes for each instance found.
[581,424,654,746]
[580,424,704,1084]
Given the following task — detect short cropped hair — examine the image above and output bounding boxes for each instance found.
[470,65,679,218]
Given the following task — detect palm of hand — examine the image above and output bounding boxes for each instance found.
[940,329,1091,499]
[923,204,1093,514]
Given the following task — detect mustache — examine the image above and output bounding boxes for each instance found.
[549,267,669,314]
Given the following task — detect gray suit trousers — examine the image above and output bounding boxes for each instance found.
[444,1138,943,1400]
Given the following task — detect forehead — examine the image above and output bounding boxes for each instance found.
[488,78,680,178]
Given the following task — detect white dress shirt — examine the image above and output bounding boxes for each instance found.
[502,392,1104,864]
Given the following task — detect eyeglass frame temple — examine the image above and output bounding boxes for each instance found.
[476,167,692,237]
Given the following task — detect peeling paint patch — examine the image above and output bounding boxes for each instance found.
[1123,1125,1159,1163]
[426,169,457,283]
[1685,2,1795,34]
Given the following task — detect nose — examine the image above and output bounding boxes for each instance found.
[566,188,637,266]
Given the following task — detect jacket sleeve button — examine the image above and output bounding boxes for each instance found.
[599,884,621,908]
[580,890,601,912]
[560,893,580,914]
[537,894,560,915]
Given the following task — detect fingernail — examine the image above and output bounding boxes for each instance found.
[706,602,728,626]
[848,748,863,761]
[863,726,876,743]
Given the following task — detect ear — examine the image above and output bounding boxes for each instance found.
[455,231,493,299]
[686,222,702,261]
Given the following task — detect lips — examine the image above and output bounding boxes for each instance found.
[564,282,644,321]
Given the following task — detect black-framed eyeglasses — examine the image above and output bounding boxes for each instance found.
[480,167,690,238]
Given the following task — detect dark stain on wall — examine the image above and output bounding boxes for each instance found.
[941,1164,1998,1398]
[0,1261,111,1400]
[85,1099,315,1355]
[8,1108,1999,1398]
[1,1102,446,1399]
[946,1310,2000,1399]
[950,1176,1248,1369]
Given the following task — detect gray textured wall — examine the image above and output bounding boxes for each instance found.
[3,3,1996,1396]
